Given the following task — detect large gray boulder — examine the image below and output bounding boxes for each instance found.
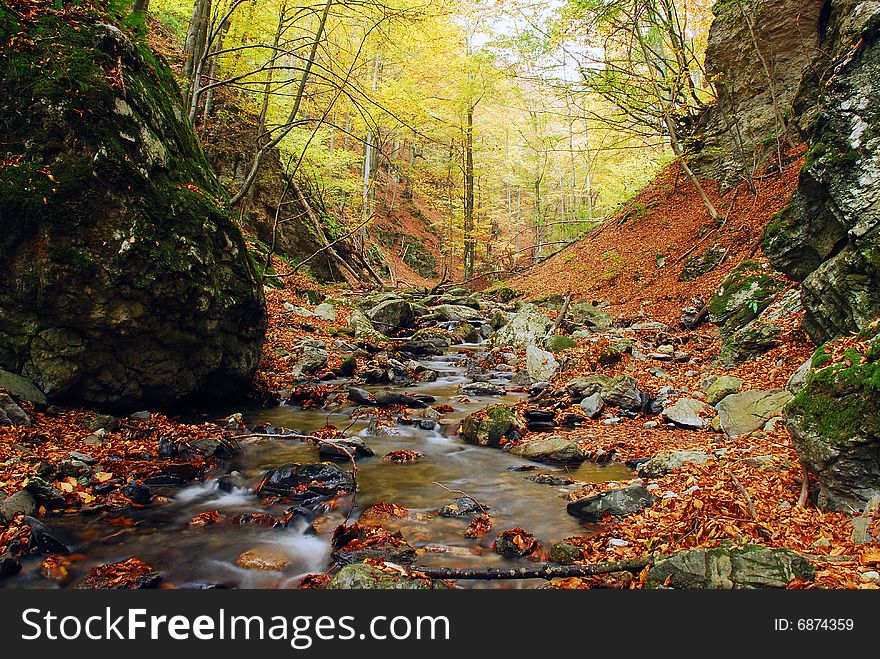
[433,304,482,322]
[716,390,792,437]
[648,546,814,589]
[0,14,266,407]
[525,345,559,382]
[493,304,553,348]
[0,370,46,405]
[509,436,585,463]
[566,484,656,521]
[366,299,414,335]
[663,398,712,430]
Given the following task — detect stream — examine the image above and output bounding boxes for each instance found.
[3,340,631,589]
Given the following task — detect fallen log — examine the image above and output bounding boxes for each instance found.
[413,556,653,581]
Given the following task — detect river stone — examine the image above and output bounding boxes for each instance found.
[716,390,793,437]
[566,484,656,521]
[318,437,374,460]
[493,304,553,348]
[313,302,337,321]
[638,451,712,478]
[704,376,743,405]
[235,547,291,571]
[0,18,266,407]
[0,370,46,405]
[327,562,447,590]
[433,304,483,322]
[579,392,604,419]
[567,375,612,400]
[259,463,355,501]
[0,489,36,522]
[459,381,505,397]
[459,405,521,446]
[294,339,328,374]
[347,309,388,343]
[0,394,30,427]
[603,376,644,412]
[550,541,583,564]
[663,398,712,430]
[367,299,414,335]
[525,345,559,383]
[0,554,21,580]
[509,436,585,463]
[647,546,814,589]
[786,327,880,511]
[438,497,484,518]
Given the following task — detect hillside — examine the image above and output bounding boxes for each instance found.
[507,148,805,324]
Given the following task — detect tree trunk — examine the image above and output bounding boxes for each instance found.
[463,103,475,280]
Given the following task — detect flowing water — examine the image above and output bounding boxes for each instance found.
[4,343,631,589]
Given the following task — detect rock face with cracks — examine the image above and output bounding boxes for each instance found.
[0,10,266,407]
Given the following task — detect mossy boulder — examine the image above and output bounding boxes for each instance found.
[648,546,814,589]
[493,304,553,348]
[509,435,585,463]
[327,562,447,589]
[0,8,266,407]
[707,261,785,333]
[459,405,522,446]
[544,334,577,353]
[786,323,880,511]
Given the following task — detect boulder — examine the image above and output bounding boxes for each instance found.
[544,335,577,352]
[313,302,337,321]
[327,562,447,589]
[662,398,712,430]
[716,390,793,437]
[0,489,36,522]
[647,546,814,589]
[579,393,604,419]
[509,436,585,463]
[347,309,387,343]
[493,304,553,348]
[0,14,266,407]
[0,370,46,405]
[567,375,613,400]
[786,357,812,395]
[258,463,355,501]
[459,381,505,397]
[318,437,374,460]
[550,542,583,564]
[706,261,784,333]
[704,376,743,405]
[438,497,484,518]
[433,304,483,322]
[786,327,880,511]
[638,450,712,478]
[366,299,414,335]
[459,405,521,446]
[0,393,30,426]
[525,345,559,383]
[567,302,612,330]
[603,376,644,412]
[294,339,328,375]
[566,484,656,521]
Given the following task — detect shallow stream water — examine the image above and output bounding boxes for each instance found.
[5,343,631,589]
